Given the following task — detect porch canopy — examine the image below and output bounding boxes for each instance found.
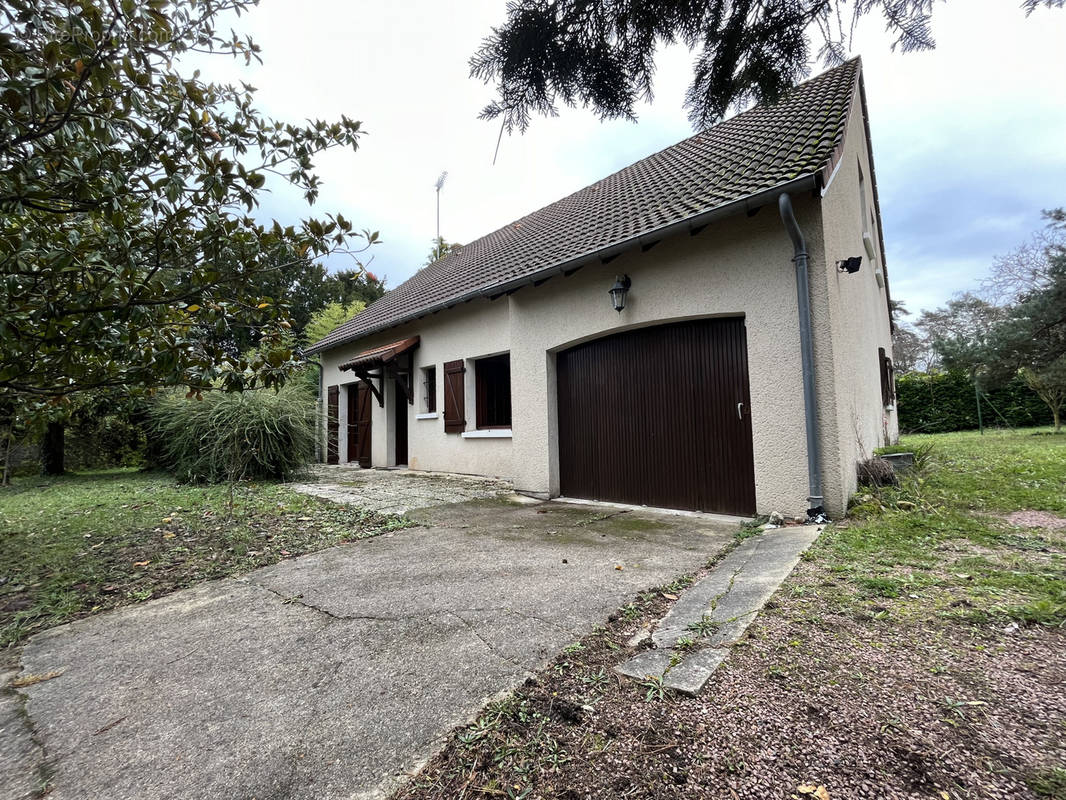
[338,335,420,407]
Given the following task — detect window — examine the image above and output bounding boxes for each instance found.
[475,354,511,429]
[421,366,436,413]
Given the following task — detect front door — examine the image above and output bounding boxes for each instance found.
[393,379,408,466]
[347,384,372,468]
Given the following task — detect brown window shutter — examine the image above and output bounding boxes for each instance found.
[442,359,466,433]
[326,385,340,464]
[878,348,895,407]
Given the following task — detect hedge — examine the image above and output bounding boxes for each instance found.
[897,371,1053,433]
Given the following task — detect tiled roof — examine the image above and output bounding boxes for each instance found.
[309,58,863,353]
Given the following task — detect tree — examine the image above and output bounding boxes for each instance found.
[320,268,387,310]
[985,212,1066,431]
[1020,361,1066,433]
[472,0,1063,131]
[891,324,926,374]
[979,220,1064,306]
[424,237,462,267]
[914,293,1005,374]
[304,300,367,350]
[1,0,377,407]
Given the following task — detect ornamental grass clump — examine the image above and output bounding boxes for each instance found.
[150,385,316,484]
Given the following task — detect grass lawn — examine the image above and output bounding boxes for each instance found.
[0,469,410,648]
[398,428,1066,800]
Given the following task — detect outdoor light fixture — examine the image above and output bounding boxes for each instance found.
[836,256,862,274]
[608,274,631,312]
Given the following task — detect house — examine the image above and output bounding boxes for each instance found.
[306,58,897,519]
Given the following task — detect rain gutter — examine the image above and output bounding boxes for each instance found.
[777,192,824,515]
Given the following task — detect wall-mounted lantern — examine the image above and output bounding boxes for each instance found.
[608,274,631,312]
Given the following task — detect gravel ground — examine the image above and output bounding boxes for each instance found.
[395,548,1066,800]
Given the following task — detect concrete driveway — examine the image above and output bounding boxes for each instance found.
[7,496,735,800]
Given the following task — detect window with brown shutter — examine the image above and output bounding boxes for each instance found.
[878,348,895,407]
[326,385,339,463]
[442,359,466,433]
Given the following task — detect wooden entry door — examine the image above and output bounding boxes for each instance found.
[346,384,372,468]
[556,317,756,515]
[393,379,408,466]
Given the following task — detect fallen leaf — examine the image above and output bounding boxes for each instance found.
[662,592,678,601]
[162,532,176,539]
[11,670,64,688]
[162,516,173,523]
[940,792,950,800]
[615,565,623,571]
[132,560,150,567]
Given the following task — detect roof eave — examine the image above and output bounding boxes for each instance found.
[307,173,820,355]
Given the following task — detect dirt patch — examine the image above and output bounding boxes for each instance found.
[397,557,1066,800]
[1004,510,1066,531]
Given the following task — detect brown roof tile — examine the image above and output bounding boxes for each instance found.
[309,58,862,353]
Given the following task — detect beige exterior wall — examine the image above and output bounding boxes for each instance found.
[317,89,894,518]
[507,202,819,515]
[812,80,899,512]
[319,299,513,478]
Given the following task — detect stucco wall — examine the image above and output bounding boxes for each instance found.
[814,78,898,510]
[316,96,893,519]
[506,199,822,516]
[318,299,513,478]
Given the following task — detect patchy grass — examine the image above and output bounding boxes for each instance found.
[825,426,1066,627]
[0,469,412,647]
[398,428,1066,799]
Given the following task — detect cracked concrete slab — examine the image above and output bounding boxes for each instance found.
[617,525,823,695]
[11,497,734,799]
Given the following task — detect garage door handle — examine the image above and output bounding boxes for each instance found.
[736,402,744,420]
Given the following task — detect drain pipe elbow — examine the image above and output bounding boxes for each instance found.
[778,193,825,516]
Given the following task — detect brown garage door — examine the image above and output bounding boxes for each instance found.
[557,317,756,515]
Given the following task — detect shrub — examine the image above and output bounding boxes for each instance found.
[897,371,1053,433]
[150,385,316,483]
[857,457,897,488]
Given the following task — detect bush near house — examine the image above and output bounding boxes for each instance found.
[149,385,317,484]
[897,371,1053,433]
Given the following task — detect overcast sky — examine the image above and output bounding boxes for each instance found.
[199,0,1066,318]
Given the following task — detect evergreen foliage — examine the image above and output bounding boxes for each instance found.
[472,0,1063,131]
[896,372,1053,434]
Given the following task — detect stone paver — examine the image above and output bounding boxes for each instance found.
[287,464,512,515]
[617,524,823,695]
[7,498,735,800]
